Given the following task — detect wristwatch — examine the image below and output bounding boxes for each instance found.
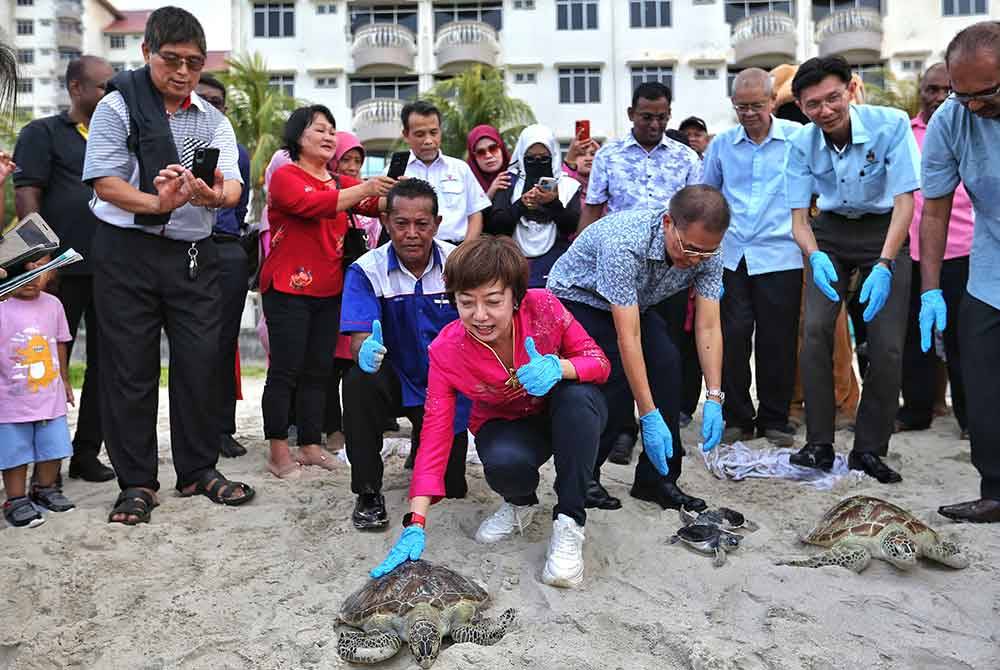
[402,512,426,529]
[876,257,895,273]
[706,388,725,404]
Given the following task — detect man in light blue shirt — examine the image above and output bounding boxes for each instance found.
[783,56,920,484]
[919,22,1000,523]
[701,68,803,448]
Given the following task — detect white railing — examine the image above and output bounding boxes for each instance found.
[352,98,404,129]
[815,8,883,41]
[731,11,795,43]
[434,20,499,52]
[351,23,416,54]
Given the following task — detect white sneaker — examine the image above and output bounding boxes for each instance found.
[542,514,585,588]
[474,502,537,544]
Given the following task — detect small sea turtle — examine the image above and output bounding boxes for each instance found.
[669,524,744,567]
[681,506,759,532]
[338,560,515,667]
[776,495,970,573]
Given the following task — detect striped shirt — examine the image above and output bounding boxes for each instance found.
[82,89,242,242]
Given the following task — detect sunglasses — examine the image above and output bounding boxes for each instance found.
[155,51,206,72]
[474,143,501,158]
[950,83,1000,105]
[674,225,721,258]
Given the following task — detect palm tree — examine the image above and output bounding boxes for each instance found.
[865,70,921,119]
[424,65,536,158]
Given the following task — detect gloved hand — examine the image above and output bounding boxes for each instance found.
[701,400,723,452]
[809,251,840,303]
[358,319,387,373]
[516,336,562,396]
[639,409,673,476]
[370,525,425,578]
[919,289,947,353]
[859,264,892,322]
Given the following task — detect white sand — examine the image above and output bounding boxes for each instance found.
[0,378,996,669]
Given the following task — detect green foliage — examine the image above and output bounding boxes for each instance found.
[0,110,33,229]
[865,71,921,119]
[423,65,536,158]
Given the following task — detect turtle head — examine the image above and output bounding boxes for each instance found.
[924,540,970,569]
[407,614,441,668]
[880,529,918,570]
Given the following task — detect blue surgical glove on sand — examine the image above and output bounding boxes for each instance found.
[639,409,673,476]
[370,525,425,578]
[358,319,387,374]
[516,336,562,396]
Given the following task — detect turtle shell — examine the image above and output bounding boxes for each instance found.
[676,524,721,544]
[340,561,489,625]
[804,496,936,547]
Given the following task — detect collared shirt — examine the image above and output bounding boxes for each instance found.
[82,88,242,242]
[402,151,490,242]
[921,96,1000,311]
[701,116,803,275]
[785,104,920,217]
[909,114,974,262]
[214,143,251,236]
[586,131,702,212]
[547,207,723,312]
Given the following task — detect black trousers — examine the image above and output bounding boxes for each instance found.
[721,260,803,431]
[214,238,249,436]
[91,224,222,491]
[959,293,1000,500]
[342,364,467,498]
[52,273,103,461]
[801,212,911,454]
[659,290,703,416]
[261,290,339,446]
[899,257,969,431]
[476,382,605,526]
[564,300,685,486]
[323,358,355,435]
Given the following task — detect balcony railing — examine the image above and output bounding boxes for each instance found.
[55,0,82,21]
[731,11,796,64]
[352,98,404,145]
[434,20,499,70]
[815,8,883,57]
[351,23,416,71]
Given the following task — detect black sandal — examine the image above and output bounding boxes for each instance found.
[108,487,157,525]
[179,469,255,507]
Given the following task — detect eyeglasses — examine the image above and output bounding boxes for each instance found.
[802,89,847,114]
[674,225,721,258]
[950,84,1000,105]
[155,51,206,72]
[474,143,501,158]
[637,113,669,123]
[732,102,768,114]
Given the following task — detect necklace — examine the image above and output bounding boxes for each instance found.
[467,321,520,390]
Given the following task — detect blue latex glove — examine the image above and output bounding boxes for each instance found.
[701,400,723,452]
[639,409,673,476]
[516,336,562,396]
[358,319,387,373]
[859,264,893,322]
[809,251,840,303]
[918,289,947,353]
[370,525,425,578]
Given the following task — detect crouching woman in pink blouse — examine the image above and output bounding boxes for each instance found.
[370,236,610,588]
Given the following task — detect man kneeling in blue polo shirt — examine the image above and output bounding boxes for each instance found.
[340,179,470,530]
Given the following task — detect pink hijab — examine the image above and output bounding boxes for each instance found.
[466,124,510,193]
[334,131,366,167]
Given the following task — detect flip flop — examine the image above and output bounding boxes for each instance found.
[267,458,302,479]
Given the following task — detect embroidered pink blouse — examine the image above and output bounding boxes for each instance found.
[409,289,610,501]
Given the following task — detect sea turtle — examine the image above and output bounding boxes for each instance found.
[775,495,970,573]
[681,506,759,532]
[337,560,515,667]
[669,523,744,567]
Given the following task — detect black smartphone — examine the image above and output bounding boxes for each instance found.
[191,147,220,184]
[387,151,410,179]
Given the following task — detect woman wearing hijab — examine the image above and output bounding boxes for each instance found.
[466,124,511,201]
[487,124,581,288]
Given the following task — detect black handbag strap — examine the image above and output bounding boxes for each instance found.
[332,174,362,231]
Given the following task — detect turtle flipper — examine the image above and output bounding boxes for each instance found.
[679,508,697,527]
[741,519,760,532]
[452,608,516,646]
[337,629,402,664]
[775,543,872,573]
[712,544,727,568]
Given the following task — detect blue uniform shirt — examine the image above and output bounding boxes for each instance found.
[784,104,921,217]
[701,117,803,275]
[922,96,1000,311]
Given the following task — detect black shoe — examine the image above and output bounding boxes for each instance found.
[789,443,835,471]
[938,498,1000,523]
[759,424,797,447]
[607,433,635,465]
[220,434,248,458]
[68,456,115,483]
[848,451,902,484]
[352,493,389,530]
[630,480,707,512]
[584,480,622,510]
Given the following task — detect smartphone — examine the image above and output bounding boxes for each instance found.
[537,177,558,192]
[575,119,591,141]
[387,151,410,179]
[191,147,220,184]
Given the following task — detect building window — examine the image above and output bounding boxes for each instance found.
[16,49,33,65]
[556,0,598,30]
[558,67,601,103]
[109,34,126,49]
[812,0,881,21]
[16,20,34,35]
[900,59,924,73]
[349,76,419,107]
[16,79,33,94]
[350,4,419,34]
[725,0,793,23]
[942,0,987,15]
[315,76,338,88]
[254,2,295,38]
[695,67,720,80]
[513,71,536,84]
[268,74,295,97]
[17,0,34,6]
[630,1,671,28]
[853,63,885,89]
[316,3,337,13]
[433,3,503,32]
[59,49,81,62]
[514,0,536,7]
[110,62,125,73]
[727,67,745,95]
[630,65,674,93]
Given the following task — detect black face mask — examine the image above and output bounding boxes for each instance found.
[522,154,552,192]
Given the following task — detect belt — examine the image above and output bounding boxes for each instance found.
[822,210,891,222]
[212,233,241,243]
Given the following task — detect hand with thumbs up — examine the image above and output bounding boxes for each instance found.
[358,319,387,374]
[515,336,563,397]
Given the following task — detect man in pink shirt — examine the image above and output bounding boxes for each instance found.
[897,63,973,437]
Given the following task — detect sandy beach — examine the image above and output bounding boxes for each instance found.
[0,377,996,670]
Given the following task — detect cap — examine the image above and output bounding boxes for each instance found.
[678,116,708,133]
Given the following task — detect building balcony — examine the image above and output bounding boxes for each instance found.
[55,23,83,51]
[55,0,82,21]
[731,12,796,66]
[815,8,883,61]
[434,20,499,72]
[352,98,404,146]
[351,23,416,72]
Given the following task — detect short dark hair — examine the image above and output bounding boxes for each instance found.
[444,235,529,307]
[386,178,438,217]
[631,81,672,108]
[282,105,336,162]
[198,74,226,100]
[669,185,730,235]
[401,100,441,132]
[791,56,852,99]
[664,129,690,147]
[144,6,207,56]
[946,20,1000,66]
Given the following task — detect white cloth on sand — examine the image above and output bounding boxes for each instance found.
[701,441,866,490]
[336,433,482,465]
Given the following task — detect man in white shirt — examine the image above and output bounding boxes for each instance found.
[399,100,490,244]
